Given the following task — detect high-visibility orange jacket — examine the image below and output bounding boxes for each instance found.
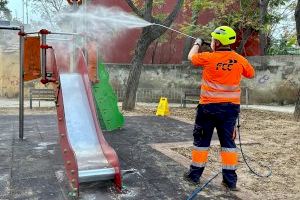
[191,50,255,104]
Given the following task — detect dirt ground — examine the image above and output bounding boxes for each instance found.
[133,105,300,200]
[0,107,57,115]
[1,104,299,199]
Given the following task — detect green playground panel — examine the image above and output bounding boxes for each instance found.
[92,62,124,131]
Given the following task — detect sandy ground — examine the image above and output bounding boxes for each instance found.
[133,105,300,200]
[0,98,56,115]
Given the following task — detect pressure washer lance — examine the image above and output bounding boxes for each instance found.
[151,23,211,46]
[186,116,272,200]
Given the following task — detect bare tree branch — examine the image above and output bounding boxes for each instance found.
[124,0,161,25]
[40,0,55,27]
[50,0,60,12]
[144,0,153,21]
[162,0,184,26]
[236,27,255,54]
[124,0,144,18]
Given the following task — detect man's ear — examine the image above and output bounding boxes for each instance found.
[215,40,222,49]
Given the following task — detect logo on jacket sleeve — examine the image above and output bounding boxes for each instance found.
[216,59,237,71]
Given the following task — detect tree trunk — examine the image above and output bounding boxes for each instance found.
[151,40,159,64]
[122,31,152,110]
[259,0,269,56]
[182,8,200,61]
[123,0,184,110]
[182,38,193,61]
[296,0,300,45]
[294,88,300,121]
[294,0,300,121]
[236,28,253,55]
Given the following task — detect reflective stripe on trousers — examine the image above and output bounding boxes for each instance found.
[221,147,238,170]
[191,146,209,168]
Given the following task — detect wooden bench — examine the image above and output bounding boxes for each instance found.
[180,87,249,108]
[29,88,55,109]
[181,89,200,108]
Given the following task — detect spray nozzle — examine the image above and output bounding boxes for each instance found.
[202,41,211,46]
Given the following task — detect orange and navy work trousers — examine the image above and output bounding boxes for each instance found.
[187,103,240,188]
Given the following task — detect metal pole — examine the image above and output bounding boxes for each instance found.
[245,87,249,107]
[50,32,80,36]
[83,0,87,59]
[19,26,25,140]
[41,33,47,81]
[0,26,21,30]
[26,0,29,24]
[71,1,79,72]
[22,0,25,24]
[25,31,80,36]
[47,38,73,42]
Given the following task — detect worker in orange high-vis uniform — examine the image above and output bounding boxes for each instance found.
[184,26,255,191]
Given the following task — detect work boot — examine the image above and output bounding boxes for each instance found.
[222,181,240,192]
[183,172,200,185]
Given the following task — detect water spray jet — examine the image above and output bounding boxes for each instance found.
[151,23,211,46]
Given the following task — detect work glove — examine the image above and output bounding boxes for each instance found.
[194,38,203,47]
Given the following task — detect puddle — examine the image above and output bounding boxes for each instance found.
[47,150,54,154]
[33,142,56,150]
[55,170,64,183]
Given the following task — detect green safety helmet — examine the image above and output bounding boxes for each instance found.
[211,26,236,45]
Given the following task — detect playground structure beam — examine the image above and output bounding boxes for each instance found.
[19,26,25,140]
[18,27,82,140]
[0,26,21,30]
[0,26,25,140]
[41,32,47,82]
[50,32,80,36]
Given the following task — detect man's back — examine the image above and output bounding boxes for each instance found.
[191,51,255,104]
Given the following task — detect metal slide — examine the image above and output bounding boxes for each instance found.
[53,50,122,196]
[60,73,114,182]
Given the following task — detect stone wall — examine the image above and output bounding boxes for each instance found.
[0,51,52,98]
[106,63,201,90]
[0,52,299,104]
[246,56,300,104]
[106,55,300,105]
[0,51,19,98]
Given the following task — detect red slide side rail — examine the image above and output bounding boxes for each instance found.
[56,84,80,196]
[47,49,80,196]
